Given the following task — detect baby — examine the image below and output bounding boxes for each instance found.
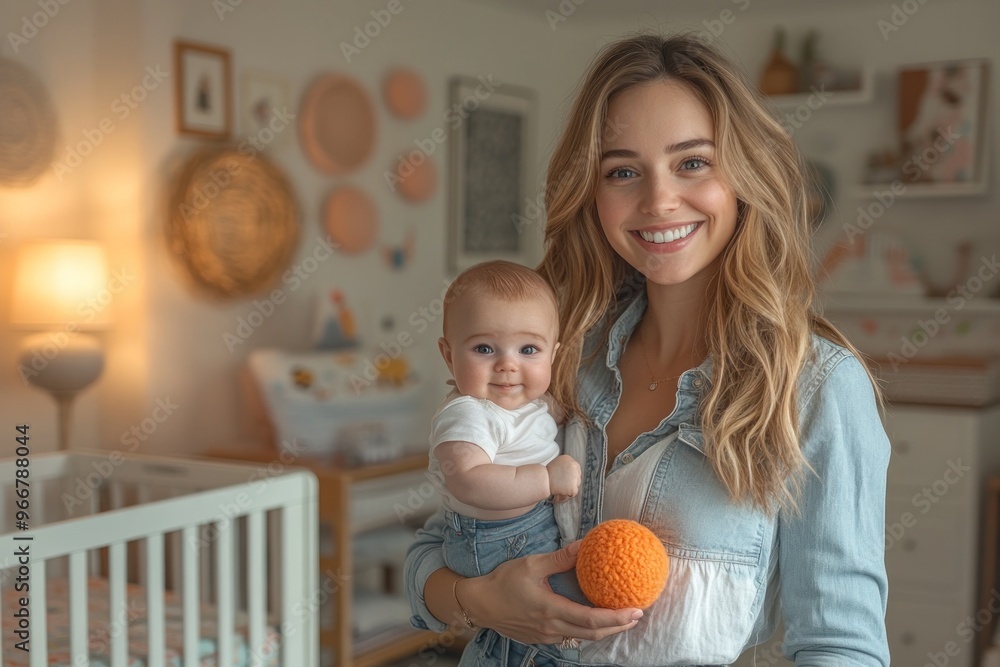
[428,260,581,578]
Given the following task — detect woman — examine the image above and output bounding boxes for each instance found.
[405,33,890,666]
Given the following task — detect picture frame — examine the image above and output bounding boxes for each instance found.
[240,69,292,147]
[174,40,232,139]
[447,76,538,275]
[898,58,990,189]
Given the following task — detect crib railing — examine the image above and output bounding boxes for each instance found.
[0,451,318,667]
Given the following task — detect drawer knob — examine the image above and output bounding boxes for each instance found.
[902,539,918,552]
[901,631,915,645]
[895,441,911,454]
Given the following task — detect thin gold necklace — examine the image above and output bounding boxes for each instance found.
[635,327,678,391]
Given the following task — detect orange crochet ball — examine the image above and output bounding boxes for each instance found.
[576,519,669,610]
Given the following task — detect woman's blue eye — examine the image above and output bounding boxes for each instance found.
[473,344,493,354]
[680,156,710,171]
[520,345,539,355]
[607,166,637,179]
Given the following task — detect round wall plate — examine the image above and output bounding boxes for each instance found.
[396,155,437,203]
[383,68,427,120]
[299,73,376,174]
[323,186,378,254]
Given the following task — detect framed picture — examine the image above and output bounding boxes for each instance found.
[240,69,292,147]
[174,40,232,139]
[898,58,990,187]
[447,76,538,275]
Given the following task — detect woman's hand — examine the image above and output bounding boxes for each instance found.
[461,540,643,645]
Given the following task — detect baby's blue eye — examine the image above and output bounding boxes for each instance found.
[520,345,539,355]
[473,344,493,354]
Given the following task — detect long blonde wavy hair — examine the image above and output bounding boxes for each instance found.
[536,33,877,514]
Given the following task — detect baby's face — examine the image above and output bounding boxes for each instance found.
[439,295,559,411]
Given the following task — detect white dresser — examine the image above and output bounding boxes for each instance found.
[883,404,1000,667]
[733,403,1000,666]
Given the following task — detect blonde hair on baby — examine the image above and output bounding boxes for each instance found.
[442,260,559,340]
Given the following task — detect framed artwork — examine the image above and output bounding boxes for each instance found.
[447,76,538,275]
[898,58,990,187]
[174,40,232,139]
[240,69,291,146]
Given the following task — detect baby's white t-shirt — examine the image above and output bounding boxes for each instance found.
[428,391,560,518]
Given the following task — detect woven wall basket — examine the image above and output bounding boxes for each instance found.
[0,58,57,187]
[166,147,300,300]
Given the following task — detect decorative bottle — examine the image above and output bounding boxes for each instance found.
[759,27,799,96]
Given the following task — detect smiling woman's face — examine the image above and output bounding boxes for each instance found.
[596,79,738,289]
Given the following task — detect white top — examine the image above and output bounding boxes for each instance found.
[601,433,676,522]
[591,431,768,665]
[428,390,560,518]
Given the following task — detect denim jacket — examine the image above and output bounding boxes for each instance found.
[405,287,891,666]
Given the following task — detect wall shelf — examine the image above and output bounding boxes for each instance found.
[821,293,1000,316]
[766,67,874,108]
[849,180,989,199]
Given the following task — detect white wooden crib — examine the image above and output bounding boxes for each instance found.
[0,450,318,666]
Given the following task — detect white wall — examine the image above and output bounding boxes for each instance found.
[1,0,997,456]
[0,0,563,456]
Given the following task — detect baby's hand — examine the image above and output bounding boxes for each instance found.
[547,455,581,500]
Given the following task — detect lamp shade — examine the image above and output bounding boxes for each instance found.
[11,240,110,330]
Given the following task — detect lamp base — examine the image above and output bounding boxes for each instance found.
[18,332,105,394]
[18,332,105,449]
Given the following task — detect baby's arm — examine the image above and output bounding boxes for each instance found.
[435,441,579,511]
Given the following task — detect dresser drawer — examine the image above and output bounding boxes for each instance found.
[885,495,971,591]
[887,598,972,667]
[883,408,976,488]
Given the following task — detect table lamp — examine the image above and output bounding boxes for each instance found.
[10,240,110,450]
